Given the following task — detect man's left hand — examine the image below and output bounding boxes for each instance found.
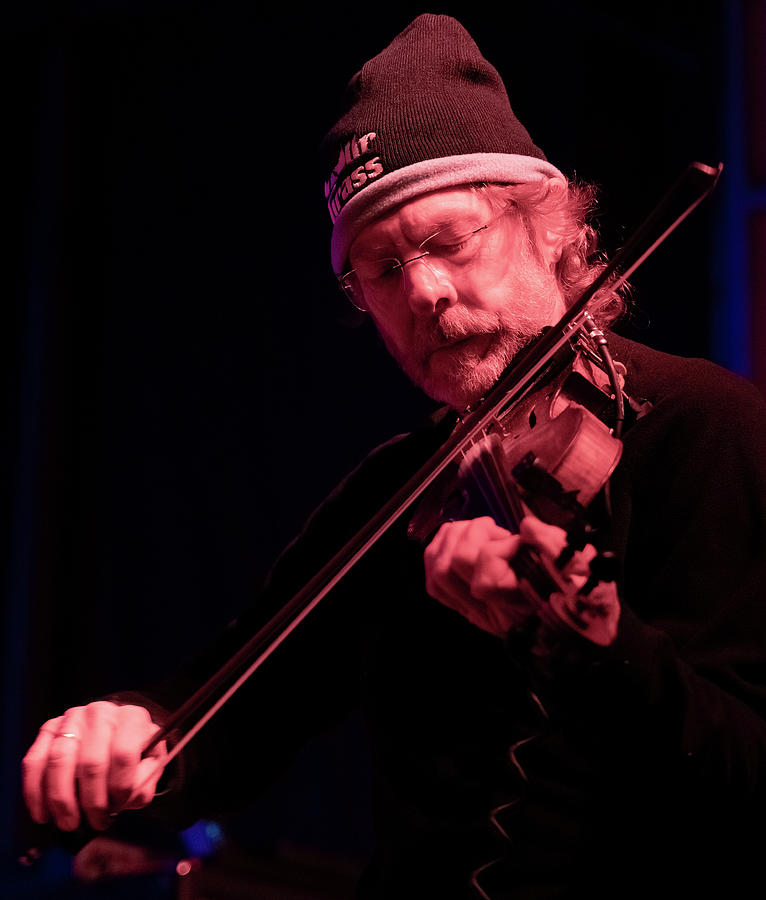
[424,515,619,645]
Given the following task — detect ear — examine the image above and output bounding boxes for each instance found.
[537,228,564,269]
[533,174,568,268]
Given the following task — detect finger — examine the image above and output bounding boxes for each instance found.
[471,581,525,635]
[123,751,167,810]
[518,516,568,559]
[550,581,620,646]
[425,519,524,636]
[77,702,118,831]
[558,542,596,579]
[425,555,474,608]
[451,533,518,584]
[428,519,475,567]
[448,515,512,541]
[476,597,511,637]
[427,556,504,635]
[429,517,510,560]
[491,600,524,635]
[424,534,492,629]
[436,518,514,583]
[21,716,64,824]
[470,546,521,601]
[44,707,86,831]
[472,553,540,636]
[424,521,474,601]
[450,594,498,633]
[108,707,162,812]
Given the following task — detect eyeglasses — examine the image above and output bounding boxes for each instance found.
[338,205,511,311]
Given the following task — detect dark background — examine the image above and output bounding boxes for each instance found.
[2,1,762,897]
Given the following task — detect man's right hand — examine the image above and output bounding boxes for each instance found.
[22,701,166,833]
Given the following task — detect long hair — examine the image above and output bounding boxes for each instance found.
[479,180,628,327]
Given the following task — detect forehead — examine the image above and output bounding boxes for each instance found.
[350,187,493,257]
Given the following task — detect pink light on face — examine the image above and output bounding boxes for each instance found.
[350,187,566,410]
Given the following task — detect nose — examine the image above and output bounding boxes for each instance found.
[401,256,458,316]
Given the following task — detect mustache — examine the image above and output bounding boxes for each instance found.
[414,306,542,358]
[415,309,498,355]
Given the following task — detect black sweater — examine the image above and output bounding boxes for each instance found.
[142,335,766,899]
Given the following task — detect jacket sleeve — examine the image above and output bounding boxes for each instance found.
[121,425,442,827]
[519,362,766,831]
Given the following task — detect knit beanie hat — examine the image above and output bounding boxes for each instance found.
[321,13,565,274]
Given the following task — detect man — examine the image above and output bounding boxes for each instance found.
[22,14,766,899]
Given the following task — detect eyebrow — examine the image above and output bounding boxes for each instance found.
[352,216,487,261]
[351,241,399,261]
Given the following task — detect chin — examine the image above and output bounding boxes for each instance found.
[419,351,506,410]
[423,376,492,410]
[388,329,531,410]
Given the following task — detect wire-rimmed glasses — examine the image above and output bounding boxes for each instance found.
[338,205,511,311]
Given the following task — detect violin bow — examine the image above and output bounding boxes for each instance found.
[141,161,723,768]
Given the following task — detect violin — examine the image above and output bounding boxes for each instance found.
[408,318,626,645]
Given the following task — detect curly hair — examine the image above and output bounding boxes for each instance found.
[478,180,628,327]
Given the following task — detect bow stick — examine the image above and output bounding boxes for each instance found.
[142,161,722,768]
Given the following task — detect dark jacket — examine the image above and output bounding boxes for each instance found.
[141,335,766,899]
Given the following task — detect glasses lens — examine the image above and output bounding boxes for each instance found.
[355,258,403,282]
[420,222,491,262]
[339,271,368,310]
[341,258,404,309]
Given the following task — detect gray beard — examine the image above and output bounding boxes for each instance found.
[397,306,543,409]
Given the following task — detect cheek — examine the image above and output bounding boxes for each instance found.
[370,309,413,353]
[460,252,530,313]
[489,259,562,318]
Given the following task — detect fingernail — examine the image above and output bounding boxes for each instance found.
[60,816,80,832]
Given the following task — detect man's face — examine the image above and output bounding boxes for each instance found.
[347,187,566,409]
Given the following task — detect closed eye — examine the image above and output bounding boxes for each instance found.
[424,224,488,258]
[358,257,403,282]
